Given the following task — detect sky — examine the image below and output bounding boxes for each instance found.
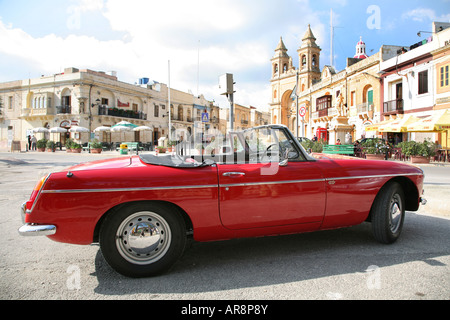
[0,0,449,110]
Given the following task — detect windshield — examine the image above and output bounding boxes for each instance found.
[140,125,307,167]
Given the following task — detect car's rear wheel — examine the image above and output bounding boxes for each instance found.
[371,182,405,244]
[99,203,186,277]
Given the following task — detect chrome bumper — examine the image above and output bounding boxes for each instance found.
[420,197,427,205]
[19,202,56,237]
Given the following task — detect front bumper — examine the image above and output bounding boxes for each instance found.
[19,202,56,237]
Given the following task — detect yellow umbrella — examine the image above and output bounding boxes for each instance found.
[365,119,396,132]
[407,109,450,132]
[378,115,420,133]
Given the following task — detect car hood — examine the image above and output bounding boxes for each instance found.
[66,156,139,172]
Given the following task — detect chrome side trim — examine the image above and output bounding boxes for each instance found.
[327,173,422,181]
[41,184,218,194]
[38,172,422,194]
[220,178,325,188]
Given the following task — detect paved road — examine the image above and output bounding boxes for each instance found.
[0,151,449,301]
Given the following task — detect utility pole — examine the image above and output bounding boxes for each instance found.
[219,73,235,131]
[330,8,334,67]
[168,60,172,141]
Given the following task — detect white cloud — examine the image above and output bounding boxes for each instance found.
[402,7,450,22]
[0,0,327,109]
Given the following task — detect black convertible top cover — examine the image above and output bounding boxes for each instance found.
[139,154,214,168]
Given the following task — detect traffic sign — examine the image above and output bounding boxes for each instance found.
[299,106,306,118]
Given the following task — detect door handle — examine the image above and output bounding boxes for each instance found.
[222,172,246,177]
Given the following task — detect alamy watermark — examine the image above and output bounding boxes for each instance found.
[66,265,81,290]
[367,5,381,30]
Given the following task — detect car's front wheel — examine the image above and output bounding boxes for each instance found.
[371,181,405,244]
[99,203,187,277]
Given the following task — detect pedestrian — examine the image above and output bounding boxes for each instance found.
[27,135,31,151]
[31,135,37,151]
[345,132,352,145]
[312,135,318,142]
[336,139,341,145]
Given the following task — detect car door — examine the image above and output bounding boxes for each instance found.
[217,128,326,230]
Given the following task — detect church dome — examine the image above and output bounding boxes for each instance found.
[354,36,368,59]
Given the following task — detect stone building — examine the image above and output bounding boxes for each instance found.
[0,67,219,151]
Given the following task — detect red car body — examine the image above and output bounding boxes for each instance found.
[19,125,425,277]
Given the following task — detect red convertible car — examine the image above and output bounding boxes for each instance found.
[19,125,426,277]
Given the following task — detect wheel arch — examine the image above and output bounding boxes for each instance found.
[92,200,194,243]
[367,176,419,222]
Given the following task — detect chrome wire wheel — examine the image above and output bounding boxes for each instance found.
[115,211,172,265]
[389,194,403,234]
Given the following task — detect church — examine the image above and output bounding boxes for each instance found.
[269,25,321,136]
[269,24,382,144]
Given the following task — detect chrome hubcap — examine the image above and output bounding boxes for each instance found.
[116,211,171,265]
[389,194,403,233]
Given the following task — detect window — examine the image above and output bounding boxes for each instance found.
[440,65,449,88]
[351,91,355,107]
[418,70,428,94]
[154,104,159,117]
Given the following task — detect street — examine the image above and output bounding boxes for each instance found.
[0,151,449,300]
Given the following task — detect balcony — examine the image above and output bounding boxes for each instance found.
[56,105,71,114]
[383,99,404,115]
[356,102,374,120]
[98,105,147,120]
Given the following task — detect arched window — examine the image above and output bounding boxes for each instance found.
[274,64,278,75]
[283,64,288,73]
[312,55,317,66]
[274,89,277,99]
[178,105,183,121]
[302,55,306,67]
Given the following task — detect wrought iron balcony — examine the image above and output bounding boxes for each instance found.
[56,105,72,114]
[383,99,403,115]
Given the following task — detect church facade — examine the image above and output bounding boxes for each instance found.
[270,25,388,143]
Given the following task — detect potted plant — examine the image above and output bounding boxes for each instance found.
[168,140,177,152]
[46,140,56,152]
[157,146,166,154]
[398,139,437,163]
[361,138,388,160]
[90,139,103,154]
[65,138,74,153]
[300,139,324,153]
[71,143,82,153]
[36,139,47,152]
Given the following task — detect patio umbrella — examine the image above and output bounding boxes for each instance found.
[133,126,153,132]
[406,109,450,132]
[49,127,67,133]
[378,115,420,133]
[112,121,138,129]
[69,126,90,133]
[111,126,131,132]
[94,126,112,132]
[32,127,49,133]
[111,125,132,142]
[364,119,396,132]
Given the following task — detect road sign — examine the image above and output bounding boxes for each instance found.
[299,106,306,118]
[202,112,209,123]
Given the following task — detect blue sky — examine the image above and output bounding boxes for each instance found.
[0,0,449,109]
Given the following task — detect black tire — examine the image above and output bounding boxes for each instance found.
[99,203,186,277]
[371,182,405,244]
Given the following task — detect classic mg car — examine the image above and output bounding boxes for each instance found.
[19,125,426,277]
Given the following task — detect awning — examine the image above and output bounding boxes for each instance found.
[378,115,420,133]
[407,109,450,132]
[365,119,396,132]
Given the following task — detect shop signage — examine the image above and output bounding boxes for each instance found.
[118,99,130,107]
